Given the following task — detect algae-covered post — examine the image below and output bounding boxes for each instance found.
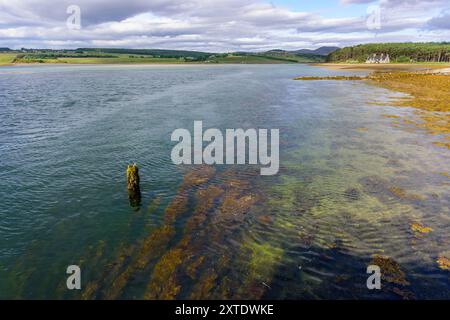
[127,163,140,191]
[127,163,141,207]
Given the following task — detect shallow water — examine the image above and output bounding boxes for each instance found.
[0,64,449,299]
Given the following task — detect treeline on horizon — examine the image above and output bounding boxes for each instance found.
[15,47,223,61]
[78,48,215,60]
[327,42,450,63]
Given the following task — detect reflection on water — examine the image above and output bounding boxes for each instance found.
[0,64,449,299]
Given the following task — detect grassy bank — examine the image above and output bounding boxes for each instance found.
[53,56,187,64]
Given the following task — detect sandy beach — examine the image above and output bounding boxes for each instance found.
[313,63,450,72]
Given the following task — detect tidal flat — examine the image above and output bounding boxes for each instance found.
[296,65,450,149]
[0,64,449,299]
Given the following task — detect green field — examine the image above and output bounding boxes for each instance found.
[0,53,17,65]
[1,50,324,65]
[12,54,309,65]
[59,56,186,64]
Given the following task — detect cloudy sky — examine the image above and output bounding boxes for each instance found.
[0,0,449,51]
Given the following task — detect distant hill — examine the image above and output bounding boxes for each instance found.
[0,47,11,52]
[261,49,327,62]
[327,42,450,63]
[293,46,340,56]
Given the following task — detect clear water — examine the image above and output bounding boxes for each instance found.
[0,64,449,299]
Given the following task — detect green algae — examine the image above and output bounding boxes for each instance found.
[244,241,283,282]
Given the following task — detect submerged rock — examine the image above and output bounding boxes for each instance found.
[359,175,425,203]
[388,186,424,201]
[344,187,361,201]
[359,176,388,196]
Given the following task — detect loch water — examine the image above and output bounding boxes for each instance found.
[0,64,449,299]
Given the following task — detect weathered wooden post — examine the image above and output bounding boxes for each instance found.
[127,163,141,207]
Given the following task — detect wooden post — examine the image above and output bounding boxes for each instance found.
[127,163,141,207]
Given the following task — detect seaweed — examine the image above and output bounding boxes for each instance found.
[145,248,184,299]
[370,255,409,286]
[410,223,433,235]
[436,255,450,271]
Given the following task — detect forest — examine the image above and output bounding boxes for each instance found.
[327,43,450,63]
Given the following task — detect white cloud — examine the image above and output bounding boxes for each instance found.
[0,0,448,51]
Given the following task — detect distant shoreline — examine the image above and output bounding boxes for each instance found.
[8,62,222,67]
[313,62,450,72]
[4,62,450,70]
[3,60,450,69]
[1,61,317,67]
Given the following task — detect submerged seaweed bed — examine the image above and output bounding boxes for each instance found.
[9,163,450,299]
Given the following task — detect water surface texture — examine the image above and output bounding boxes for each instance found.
[0,64,449,299]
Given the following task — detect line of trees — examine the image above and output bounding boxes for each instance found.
[20,52,118,59]
[327,42,450,63]
[78,48,215,60]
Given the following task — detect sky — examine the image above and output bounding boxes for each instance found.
[0,0,449,52]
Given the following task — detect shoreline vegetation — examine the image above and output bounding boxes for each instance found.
[297,63,450,149]
[0,48,327,66]
[1,42,449,66]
